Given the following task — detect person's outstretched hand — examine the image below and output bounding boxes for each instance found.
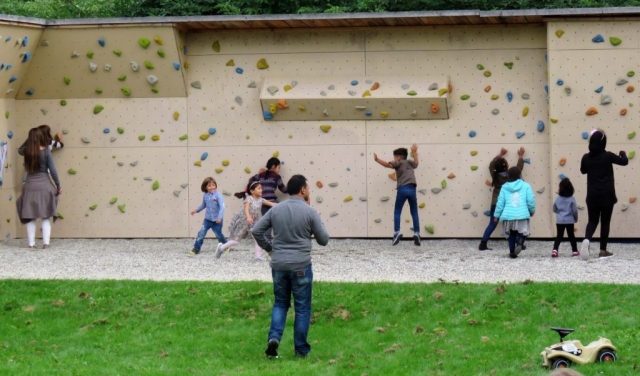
[500,148,508,156]
[373,152,378,161]
[518,147,525,157]
[620,150,627,157]
[410,143,418,153]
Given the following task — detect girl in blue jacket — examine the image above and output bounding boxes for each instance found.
[493,167,536,258]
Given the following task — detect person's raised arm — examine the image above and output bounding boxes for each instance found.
[373,153,394,168]
[610,150,629,166]
[410,143,419,167]
[516,147,525,170]
[251,211,273,253]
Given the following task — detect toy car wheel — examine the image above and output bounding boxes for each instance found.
[552,357,572,369]
[597,349,617,363]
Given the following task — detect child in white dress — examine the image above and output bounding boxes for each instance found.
[215,181,276,261]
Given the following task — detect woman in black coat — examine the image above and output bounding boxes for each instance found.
[580,129,628,258]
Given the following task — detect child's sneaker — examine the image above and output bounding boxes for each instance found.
[189,249,200,257]
[215,243,224,259]
[509,252,518,259]
[551,250,558,258]
[265,339,279,359]
[572,251,580,257]
[413,234,421,246]
[599,250,614,258]
[580,239,590,260]
[392,232,402,246]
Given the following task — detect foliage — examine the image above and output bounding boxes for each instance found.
[2,0,640,19]
[1,279,639,375]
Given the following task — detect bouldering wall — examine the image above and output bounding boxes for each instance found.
[548,21,639,238]
[0,24,44,241]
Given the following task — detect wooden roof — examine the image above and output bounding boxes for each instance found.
[3,7,640,30]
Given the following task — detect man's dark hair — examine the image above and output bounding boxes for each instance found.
[507,166,521,182]
[393,148,408,160]
[287,174,308,195]
[558,178,575,197]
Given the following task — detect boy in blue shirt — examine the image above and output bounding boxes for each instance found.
[190,177,227,256]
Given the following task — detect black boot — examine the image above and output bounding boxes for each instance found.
[478,241,492,251]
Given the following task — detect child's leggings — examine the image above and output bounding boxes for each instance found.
[508,230,525,252]
[26,219,51,247]
[553,224,578,252]
[221,237,263,257]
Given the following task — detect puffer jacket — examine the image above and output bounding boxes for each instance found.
[494,179,536,221]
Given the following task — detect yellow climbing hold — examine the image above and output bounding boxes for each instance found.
[555,30,564,38]
[154,36,164,45]
[226,59,235,66]
[272,151,280,158]
[212,40,220,52]
[269,103,278,115]
[183,62,189,69]
[257,58,269,69]
[522,106,529,117]
[215,168,223,174]
[298,105,306,111]
[438,88,448,97]
[320,125,332,133]
[550,117,558,123]
[194,161,202,167]
[284,85,293,92]
[173,111,179,121]
[199,134,210,141]
[491,94,499,100]
[419,203,425,209]
[470,151,478,156]
[151,135,160,141]
[380,111,388,118]
[244,167,251,174]
[484,71,492,77]
[222,160,230,166]
[343,196,353,203]
[362,90,371,98]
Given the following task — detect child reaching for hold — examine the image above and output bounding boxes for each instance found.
[493,166,536,259]
[552,178,579,258]
[216,181,276,261]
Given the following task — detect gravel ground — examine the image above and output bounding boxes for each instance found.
[0,238,638,284]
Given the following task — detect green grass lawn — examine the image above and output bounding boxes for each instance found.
[1,280,638,375]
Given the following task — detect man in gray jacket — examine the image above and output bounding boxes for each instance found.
[252,174,330,359]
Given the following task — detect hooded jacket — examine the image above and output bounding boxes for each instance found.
[580,131,628,206]
[494,179,536,221]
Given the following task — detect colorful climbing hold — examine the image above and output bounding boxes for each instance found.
[627,85,635,93]
[151,135,159,141]
[621,109,628,116]
[431,103,439,113]
[592,34,604,43]
[555,30,564,38]
[103,128,110,134]
[215,168,223,174]
[556,79,564,86]
[25,89,34,95]
[559,173,568,180]
[460,94,470,100]
[257,58,269,69]
[537,121,545,132]
[194,161,202,167]
[610,37,622,46]
[504,62,513,69]
[226,59,234,67]
[93,105,104,114]
[469,130,477,138]
[263,111,273,120]
[419,203,425,209]
[212,40,220,52]
[507,92,513,102]
[365,111,372,116]
[470,151,478,156]
[629,151,636,159]
[628,131,636,139]
[371,82,379,91]
[118,204,126,213]
[283,85,292,92]
[178,134,188,141]
[343,195,353,203]
[470,165,478,171]
[320,125,331,133]
[407,90,417,96]
[362,90,371,98]
[559,158,567,166]
[199,134,210,141]
[550,117,558,123]
[491,94,499,100]
[89,204,98,211]
[438,88,447,97]
[617,78,628,86]
[595,86,603,93]
[173,111,179,121]
[523,158,531,164]
[380,111,388,118]
[157,49,165,58]
[484,86,491,93]
[476,64,484,70]
[152,181,159,191]
[113,49,122,57]
[121,87,131,97]
[484,71,491,77]
[235,67,243,74]
[522,107,529,117]
[582,132,589,139]
[516,131,526,139]
[627,71,635,77]
[173,62,180,70]
[137,135,145,141]
[277,99,289,109]
[63,76,71,85]
[138,37,150,48]
[60,100,67,106]
[68,168,77,175]
[425,225,434,235]
[208,128,216,135]
[144,60,154,69]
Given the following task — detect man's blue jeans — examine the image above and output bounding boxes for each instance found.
[193,219,227,251]
[268,263,313,356]
[394,185,419,234]
[481,205,498,243]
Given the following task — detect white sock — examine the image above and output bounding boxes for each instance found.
[26,220,37,246]
[254,241,264,258]
[221,239,238,251]
[42,218,51,245]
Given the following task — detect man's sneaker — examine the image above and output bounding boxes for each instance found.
[599,250,614,258]
[478,242,492,251]
[265,339,279,359]
[580,239,590,260]
[572,251,580,257]
[189,249,199,257]
[551,250,558,258]
[509,253,518,259]
[392,233,402,246]
[295,352,308,359]
[413,234,421,246]
[215,243,224,259]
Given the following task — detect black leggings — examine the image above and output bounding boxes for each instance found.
[584,204,614,251]
[553,224,578,252]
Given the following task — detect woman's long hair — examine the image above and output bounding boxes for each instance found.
[24,128,46,173]
[38,124,53,145]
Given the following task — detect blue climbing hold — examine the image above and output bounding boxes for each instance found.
[516,131,525,139]
[98,37,105,47]
[582,132,589,140]
[507,92,513,103]
[523,158,531,164]
[263,110,273,120]
[469,130,477,138]
[25,89,34,95]
[483,210,491,217]
[545,54,547,62]
[8,195,12,201]
[544,85,548,93]
[235,67,243,74]
[365,110,372,116]
[559,173,568,179]
[8,75,17,83]
[537,120,545,132]
[556,79,564,86]
[173,62,180,70]
[595,86,603,93]
[183,46,188,55]
[208,127,216,135]
[0,63,4,70]
[21,52,30,63]
[351,80,358,86]
[103,128,110,134]
[6,64,12,70]
[5,36,11,42]
[201,152,208,161]
[347,167,351,171]
[592,34,604,43]
[7,131,13,139]
[22,36,28,47]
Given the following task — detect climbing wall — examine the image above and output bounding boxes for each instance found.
[548,21,640,238]
[1,25,44,241]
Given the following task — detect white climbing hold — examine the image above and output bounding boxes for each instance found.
[71,51,79,58]
[328,182,338,187]
[146,75,159,86]
[81,137,90,143]
[348,91,356,96]
[471,211,478,217]
[320,91,327,97]
[130,161,138,167]
[323,109,329,116]
[431,188,442,194]
[330,211,338,217]
[291,80,298,87]
[418,189,427,195]
[267,86,278,95]
[316,196,323,203]
[181,183,188,189]
[41,109,48,115]
[355,106,366,110]
[104,64,112,71]
[235,96,243,106]
[359,197,367,201]
[173,190,181,197]
[130,61,139,72]
[381,196,390,201]
[622,203,629,211]
[536,187,545,194]
[411,110,417,117]
[462,203,471,209]
[401,84,410,90]
[89,63,97,72]
[41,40,50,46]
[190,81,202,90]
[110,137,116,142]
[248,81,257,88]
[374,218,382,223]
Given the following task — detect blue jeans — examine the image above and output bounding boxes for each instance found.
[193,219,227,251]
[481,205,497,243]
[268,263,313,356]
[394,185,419,234]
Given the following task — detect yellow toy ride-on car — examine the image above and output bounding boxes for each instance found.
[541,327,617,369]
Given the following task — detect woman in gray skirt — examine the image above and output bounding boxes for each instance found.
[16,128,62,249]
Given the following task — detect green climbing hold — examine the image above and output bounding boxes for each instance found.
[504,62,513,69]
[56,212,64,219]
[118,74,127,81]
[212,40,220,52]
[610,37,622,46]
[93,105,104,114]
[117,127,124,134]
[470,165,478,171]
[138,135,145,141]
[476,64,484,70]
[121,87,131,97]
[118,204,126,213]
[95,88,103,94]
[138,38,151,49]
[4,111,8,119]
[628,71,635,77]
[425,224,434,234]
[152,181,159,190]
[407,90,417,96]
[144,60,154,69]
[157,49,165,58]
[179,134,188,141]
[113,50,122,57]
[63,76,71,85]
[89,204,97,210]
[628,150,636,159]
[86,51,94,58]
[60,100,67,106]
[109,197,118,204]
[151,88,159,94]
[628,131,636,139]
[460,94,470,100]
[68,168,77,175]
[441,179,447,189]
